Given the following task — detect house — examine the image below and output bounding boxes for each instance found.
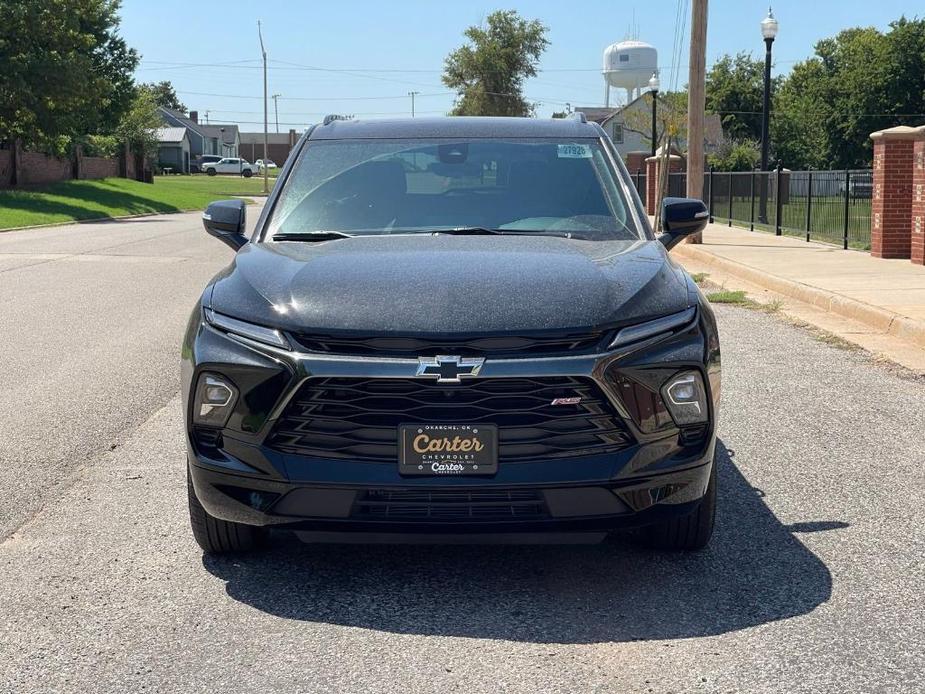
[155,127,191,173]
[156,108,239,160]
[575,97,724,164]
[239,130,300,166]
[574,101,648,159]
[202,123,240,158]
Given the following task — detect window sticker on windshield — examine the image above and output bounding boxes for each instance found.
[557,144,593,159]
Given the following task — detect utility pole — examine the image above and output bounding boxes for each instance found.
[686,0,708,243]
[272,94,281,133]
[258,20,269,194]
[408,91,420,118]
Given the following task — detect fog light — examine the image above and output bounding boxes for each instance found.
[193,373,238,427]
[660,371,708,425]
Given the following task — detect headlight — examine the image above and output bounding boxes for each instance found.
[660,371,708,425]
[193,373,238,427]
[205,308,290,350]
[609,307,696,350]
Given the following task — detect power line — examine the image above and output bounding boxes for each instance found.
[268,58,443,88]
[138,60,802,71]
[176,88,570,106]
[711,110,925,117]
[175,89,452,101]
[220,112,449,125]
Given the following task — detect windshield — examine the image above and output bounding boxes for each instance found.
[265,138,641,241]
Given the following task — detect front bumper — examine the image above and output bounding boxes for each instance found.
[182,300,721,535]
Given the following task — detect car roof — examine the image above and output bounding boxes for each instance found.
[308,116,603,140]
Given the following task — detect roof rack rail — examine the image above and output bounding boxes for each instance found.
[567,111,587,124]
[322,114,355,126]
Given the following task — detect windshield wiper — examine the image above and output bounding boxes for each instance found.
[429,227,505,235]
[272,231,353,242]
[431,227,577,239]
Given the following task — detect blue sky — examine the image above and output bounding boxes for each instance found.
[121,0,917,131]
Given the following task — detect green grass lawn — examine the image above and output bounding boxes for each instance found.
[0,175,277,230]
[712,196,872,249]
[152,174,277,198]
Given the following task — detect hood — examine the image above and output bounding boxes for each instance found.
[208,235,690,335]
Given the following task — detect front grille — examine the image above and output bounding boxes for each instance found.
[290,331,609,357]
[266,376,633,462]
[352,488,549,521]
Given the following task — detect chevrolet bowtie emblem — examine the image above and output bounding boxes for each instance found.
[416,355,485,383]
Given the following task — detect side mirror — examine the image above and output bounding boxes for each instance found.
[658,197,709,251]
[202,199,248,251]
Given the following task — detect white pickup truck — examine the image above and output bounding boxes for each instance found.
[202,158,258,177]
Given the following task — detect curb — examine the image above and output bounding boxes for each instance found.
[674,243,925,349]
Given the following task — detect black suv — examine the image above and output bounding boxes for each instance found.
[183,115,720,553]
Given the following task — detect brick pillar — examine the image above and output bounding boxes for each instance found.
[912,139,925,265]
[870,126,925,259]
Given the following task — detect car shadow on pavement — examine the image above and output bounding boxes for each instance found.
[203,440,838,643]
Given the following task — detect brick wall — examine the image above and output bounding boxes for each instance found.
[912,140,925,265]
[625,151,648,175]
[239,142,293,165]
[18,151,72,186]
[81,156,119,180]
[0,145,129,189]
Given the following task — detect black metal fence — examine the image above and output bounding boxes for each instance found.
[635,166,873,250]
[631,169,646,203]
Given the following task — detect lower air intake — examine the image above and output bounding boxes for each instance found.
[352,488,549,522]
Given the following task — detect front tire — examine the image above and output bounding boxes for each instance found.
[640,460,716,550]
[206,168,217,176]
[187,468,264,554]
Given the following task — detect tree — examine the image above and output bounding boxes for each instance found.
[116,88,161,159]
[622,91,689,152]
[707,139,760,171]
[770,59,830,169]
[0,0,138,151]
[772,18,925,169]
[706,52,768,142]
[442,10,549,117]
[140,81,187,113]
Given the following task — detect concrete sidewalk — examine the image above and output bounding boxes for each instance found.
[672,223,925,369]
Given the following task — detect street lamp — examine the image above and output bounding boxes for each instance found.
[648,72,660,158]
[758,7,778,223]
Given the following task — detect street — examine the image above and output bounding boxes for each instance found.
[1,212,923,693]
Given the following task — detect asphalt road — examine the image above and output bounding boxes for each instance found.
[1,213,923,693]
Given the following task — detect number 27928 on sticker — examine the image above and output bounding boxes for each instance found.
[557,143,593,158]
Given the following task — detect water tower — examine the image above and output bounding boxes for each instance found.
[603,40,658,106]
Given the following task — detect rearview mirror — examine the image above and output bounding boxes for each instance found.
[658,197,709,251]
[202,199,248,251]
